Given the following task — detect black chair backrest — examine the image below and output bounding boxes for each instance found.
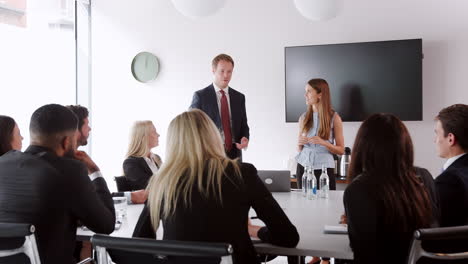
[0,223,40,264]
[114,176,132,192]
[91,234,233,264]
[407,225,468,264]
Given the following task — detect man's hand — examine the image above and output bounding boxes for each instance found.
[130,190,148,204]
[236,137,249,150]
[74,151,99,174]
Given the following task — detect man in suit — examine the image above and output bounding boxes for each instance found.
[190,53,250,160]
[434,104,468,227]
[67,105,148,261]
[0,104,115,264]
[66,105,148,204]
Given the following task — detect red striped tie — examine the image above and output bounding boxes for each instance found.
[220,90,232,151]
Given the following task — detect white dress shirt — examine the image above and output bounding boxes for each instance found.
[144,153,159,175]
[443,153,467,171]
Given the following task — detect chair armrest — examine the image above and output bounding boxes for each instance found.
[415,226,468,241]
[0,223,35,237]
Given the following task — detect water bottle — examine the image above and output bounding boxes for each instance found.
[307,167,317,200]
[319,165,329,199]
[302,166,310,197]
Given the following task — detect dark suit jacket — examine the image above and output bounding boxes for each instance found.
[190,84,250,143]
[0,146,115,264]
[133,162,299,264]
[123,155,161,190]
[436,153,468,227]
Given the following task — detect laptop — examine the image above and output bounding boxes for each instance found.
[257,170,291,192]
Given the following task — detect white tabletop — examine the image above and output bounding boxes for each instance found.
[252,190,352,259]
[77,191,352,259]
[77,204,145,240]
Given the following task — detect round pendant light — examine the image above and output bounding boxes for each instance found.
[294,0,342,21]
[171,0,226,18]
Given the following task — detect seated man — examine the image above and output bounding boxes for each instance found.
[434,104,468,227]
[0,104,115,264]
[66,105,147,204]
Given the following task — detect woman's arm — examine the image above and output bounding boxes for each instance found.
[297,115,307,152]
[308,114,345,155]
[123,157,151,190]
[244,164,299,247]
[344,178,377,263]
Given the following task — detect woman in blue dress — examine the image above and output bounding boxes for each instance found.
[295,78,345,264]
[296,78,345,191]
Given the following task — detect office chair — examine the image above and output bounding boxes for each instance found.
[114,176,132,192]
[407,225,468,264]
[0,223,41,264]
[91,234,234,264]
[0,222,94,264]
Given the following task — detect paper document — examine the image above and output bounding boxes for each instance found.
[323,224,348,234]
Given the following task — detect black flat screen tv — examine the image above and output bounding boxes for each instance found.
[285,39,423,122]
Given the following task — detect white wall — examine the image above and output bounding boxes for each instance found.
[91,0,468,190]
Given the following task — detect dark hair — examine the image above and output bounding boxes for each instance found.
[212,54,234,69]
[436,104,468,152]
[30,104,78,145]
[66,105,89,131]
[0,115,16,156]
[348,113,432,232]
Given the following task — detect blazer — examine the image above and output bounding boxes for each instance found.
[133,162,299,264]
[0,146,115,264]
[435,153,468,227]
[123,155,161,190]
[343,167,438,264]
[190,84,250,143]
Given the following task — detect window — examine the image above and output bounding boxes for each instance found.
[0,0,90,150]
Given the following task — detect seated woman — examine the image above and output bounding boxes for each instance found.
[344,113,438,264]
[123,120,162,190]
[133,109,299,264]
[0,115,23,156]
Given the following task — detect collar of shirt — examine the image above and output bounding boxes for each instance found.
[213,83,229,94]
[443,153,467,171]
[144,155,159,175]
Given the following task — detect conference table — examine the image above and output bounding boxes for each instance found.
[77,190,353,260]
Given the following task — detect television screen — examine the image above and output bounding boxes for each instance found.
[285,39,423,122]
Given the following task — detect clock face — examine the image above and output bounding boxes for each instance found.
[131,52,159,83]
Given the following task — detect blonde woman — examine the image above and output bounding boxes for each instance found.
[123,120,162,190]
[133,110,299,264]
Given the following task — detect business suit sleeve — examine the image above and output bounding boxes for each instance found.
[343,179,376,264]
[239,94,250,139]
[243,163,299,247]
[436,172,464,227]
[123,158,151,190]
[189,91,201,110]
[68,162,115,234]
[133,204,156,239]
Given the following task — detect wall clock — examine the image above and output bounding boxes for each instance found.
[131,52,159,83]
